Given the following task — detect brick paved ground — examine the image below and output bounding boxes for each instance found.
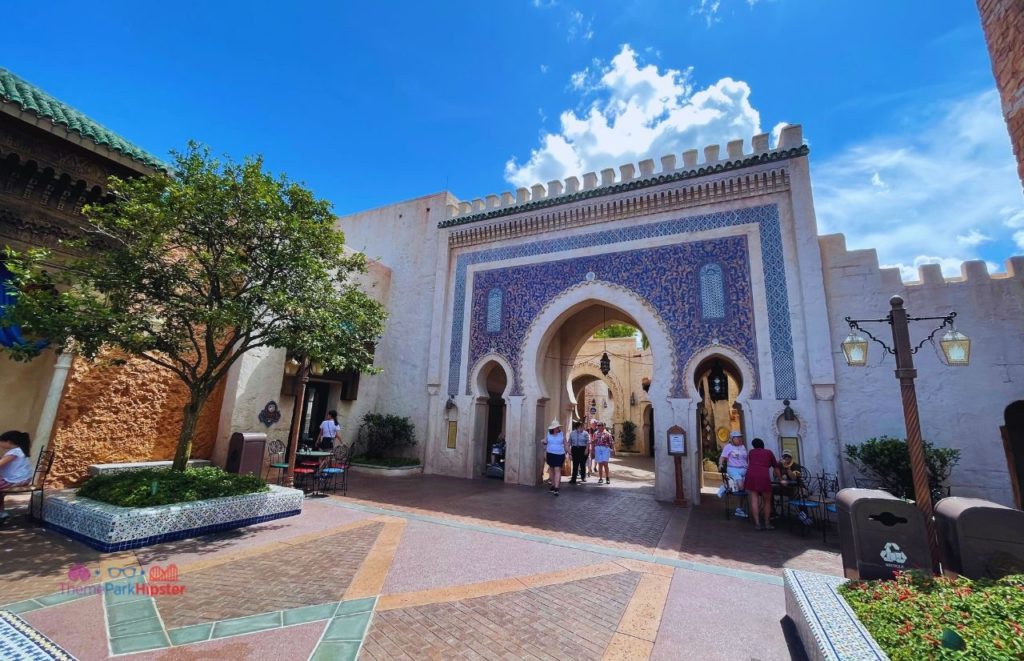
[157,522,383,628]
[0,517,102,604]
[362,571,641,661]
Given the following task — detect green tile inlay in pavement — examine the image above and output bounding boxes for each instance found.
[104,582,151,606]
[210,611,283,639]
[283,602,339,626]
[109,630,172,655]
[109,615,164,639]
[323,612,372,641]
[36,590,94,607]
[168,623,214,646]
[334,597,375,616]
[1,599,43,614]
[106,599,158,626]
[311,640,362,661]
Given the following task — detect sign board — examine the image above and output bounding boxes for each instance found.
[666,425,686,456]
[446,421,458,450]
[590,407,597,414]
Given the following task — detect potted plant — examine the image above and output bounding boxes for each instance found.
[620,420,637,451]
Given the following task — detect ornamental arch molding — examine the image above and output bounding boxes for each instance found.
[519,280,676,402]
[681,342,759,401]
[469,353,515,399]
[568,361,626,414]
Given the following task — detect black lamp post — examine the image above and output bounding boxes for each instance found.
[841,295,971,571]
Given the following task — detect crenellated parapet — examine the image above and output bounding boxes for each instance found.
[819,233,1024,290]
[441,125,808,230]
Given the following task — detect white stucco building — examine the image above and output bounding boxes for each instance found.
[215,125,1024,507]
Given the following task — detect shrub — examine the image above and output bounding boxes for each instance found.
[357,413,416,459]
[77,467,268,508]
[620,420,637,448]
[845,436,960,499]
[839,571,1024,660]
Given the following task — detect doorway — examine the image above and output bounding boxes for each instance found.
[300,382,330,446]
[1003,401,1024,509]
[475,360,508,479]
[693,356,744,489]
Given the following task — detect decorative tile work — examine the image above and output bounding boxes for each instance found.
[41,485,304,552]
[0,609,76,661]
[447,204,796,399]
[87,459,211,476]
[699,263,726,320]
[783,569,888,661]
[485,288,503,334]
[468,236,758,397]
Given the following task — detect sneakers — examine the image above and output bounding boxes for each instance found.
[597,478,605,484]
[798,511,812,526]
[716,484,726,499]
[605,479,611,485]
[734,508,748,518]
[552,489,560,496]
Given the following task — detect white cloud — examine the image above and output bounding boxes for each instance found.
[1015,230,1024,251]
[567,9,594,41]
[505,44,761,187]
[693,0,722,27]
[539,64,549,74]
[955,229,992,247]
[770,121,788,149]
[813,89,1024,277]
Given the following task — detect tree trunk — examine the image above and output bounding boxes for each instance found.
[172,391,206,471]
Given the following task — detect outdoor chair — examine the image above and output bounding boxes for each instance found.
[319,443,352,495]
[264,439,289,485]
[720,467,749,520]
[816,471,840,543]
[0,449,55,521]
[785,476,821,536]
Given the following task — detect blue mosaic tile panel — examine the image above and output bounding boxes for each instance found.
[485,288,503,334]
[0,610,75,660]
[446,204,797,399]
[783,569,888,661]
[699,263,726,320]
[41,486,304,552]
[468,236,758,397]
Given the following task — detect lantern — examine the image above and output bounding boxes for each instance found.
[939,329,970,367]
[600,352,611,376]
[841,332,869,367]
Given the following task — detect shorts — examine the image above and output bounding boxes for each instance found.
[546,452,565,468]
[726,467,747,491]
[0,478,29,490]
[595,446,611,463]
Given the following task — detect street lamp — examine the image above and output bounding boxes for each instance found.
[840,295,971,571]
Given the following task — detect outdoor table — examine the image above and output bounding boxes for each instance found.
[295,450,332,496]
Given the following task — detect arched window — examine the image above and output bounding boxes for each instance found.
[699,263,725,320]
[486,288,503,333]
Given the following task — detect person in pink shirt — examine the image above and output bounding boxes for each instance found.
[719,431,749,518]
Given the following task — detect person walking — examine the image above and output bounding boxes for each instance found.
[568,421,591,484]
[592,421,614,485]
[587,420,599,475]
[745,438,780,530]
[541,420,568,496]
[719,431,749,518]
[316,410,340,450]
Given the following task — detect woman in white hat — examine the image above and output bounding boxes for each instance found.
[541,419,568,496]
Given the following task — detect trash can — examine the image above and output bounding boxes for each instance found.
[837,488,932,580]
[935,497,1024,579]
[226,432,267,476]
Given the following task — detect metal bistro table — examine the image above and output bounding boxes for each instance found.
[295,450,332,497]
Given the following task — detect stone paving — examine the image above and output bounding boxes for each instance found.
[0,456,831,659]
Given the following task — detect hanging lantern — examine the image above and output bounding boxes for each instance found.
[841,331,869,367]
[641,377,651,392]
[939,329,971,367]
[600,352,611,376]
[708,361,728,401]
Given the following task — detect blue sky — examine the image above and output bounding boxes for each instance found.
[4,0,1022,277]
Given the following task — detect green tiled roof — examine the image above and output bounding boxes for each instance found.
[0,67,164,170]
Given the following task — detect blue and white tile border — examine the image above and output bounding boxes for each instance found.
[446,204,796,399]
[41,485,304,552]
[0,609,77,661]
[784,569,888,661]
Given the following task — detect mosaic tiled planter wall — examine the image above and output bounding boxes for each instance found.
[784,569,889,661]
[348,462,423,478]
[41,485,304,552]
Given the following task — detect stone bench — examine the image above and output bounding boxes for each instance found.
[87,459,212,476]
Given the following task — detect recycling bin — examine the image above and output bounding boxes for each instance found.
[935,497,1024,579]
[837,488,932,580]
[226,432,267,476]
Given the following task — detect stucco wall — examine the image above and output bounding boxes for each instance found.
[821,234,1024,505]
[49,352,225,487]
[0,353,55,441]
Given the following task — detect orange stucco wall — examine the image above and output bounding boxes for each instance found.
[48,352,225,487]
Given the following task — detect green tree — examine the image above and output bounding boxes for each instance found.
[1,144,387,470]
[845,436,961,499]
[593,323,637,339]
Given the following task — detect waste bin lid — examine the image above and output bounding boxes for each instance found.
[229,432,268,442]
[837,487,900,510]
[936,497,1024,543]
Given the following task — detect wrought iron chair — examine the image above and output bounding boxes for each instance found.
[720,466,749,520]
[817,471,840,543]
[319,443,352,495]
[785,475,821,535]
[264,440,289,485]
[0,449,55,521]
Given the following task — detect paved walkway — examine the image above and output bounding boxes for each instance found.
[0,456,835,659]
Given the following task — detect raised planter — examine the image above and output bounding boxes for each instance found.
[348,462,423,478]
[784,569,889,661]
[41,485,303,552]
[88,459,212,476]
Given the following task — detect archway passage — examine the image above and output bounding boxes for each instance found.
[693,355,745,491]
[476,360,509,480]
[534,301,658,494]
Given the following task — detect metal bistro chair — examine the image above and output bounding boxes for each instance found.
[0,449,55,521]
[817,471,840,543]
[319,443,352,495]
[264,440,289,485]
[720,467,749,521]
[786,475,821,536]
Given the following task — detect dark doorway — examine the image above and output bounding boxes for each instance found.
[301,382,330,445]
[646,406,655,457]
[1003,401,1024,509]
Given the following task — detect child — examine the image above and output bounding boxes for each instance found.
[0,430,32,521]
